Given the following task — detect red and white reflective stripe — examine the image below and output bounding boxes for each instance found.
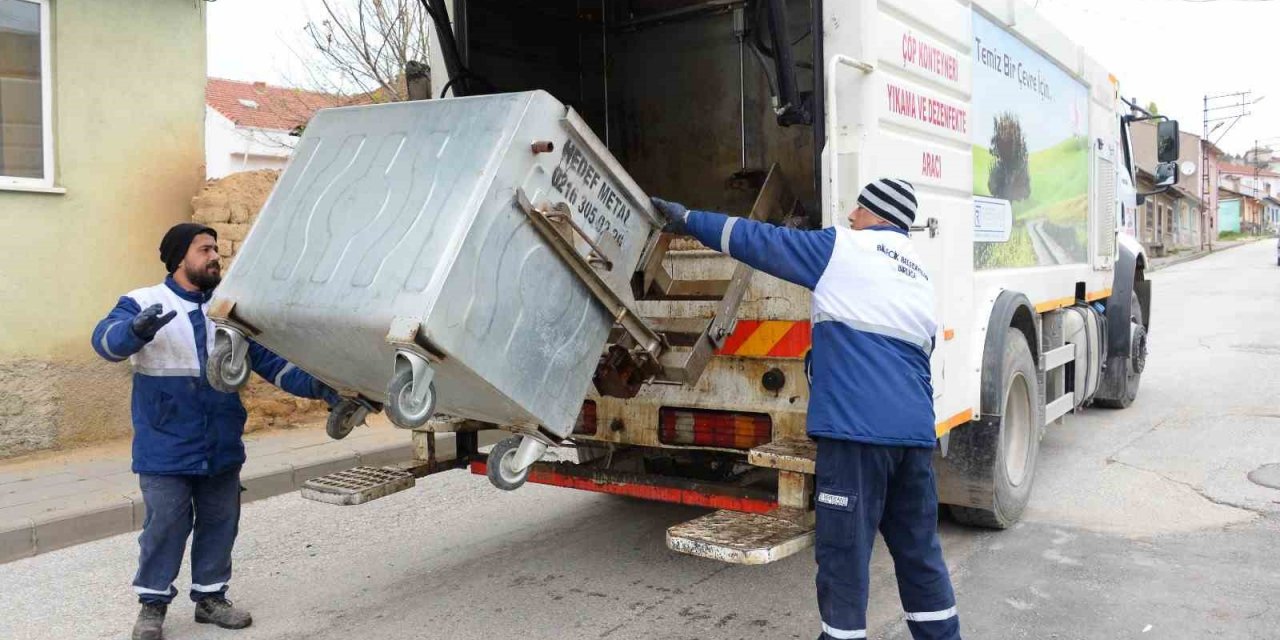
[822,622,867,639]
[904,606,957,622]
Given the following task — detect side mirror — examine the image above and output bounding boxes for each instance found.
[1155,161,1178,188]
[1157,120,1180,163]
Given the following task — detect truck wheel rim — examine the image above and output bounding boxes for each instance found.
[1003,372,1032,487]
[1131,324,1148,375]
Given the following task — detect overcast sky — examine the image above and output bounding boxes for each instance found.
[207,0,1280,154]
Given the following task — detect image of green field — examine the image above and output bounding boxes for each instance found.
[973,135,1089,269]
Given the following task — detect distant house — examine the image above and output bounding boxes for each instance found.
[1217,163,1280,234]
[1218,184,1269,235]
[205,78,350,178]
[1218,162,1280,200]
[1130,121,1206,254]
[1266,196,1280,232]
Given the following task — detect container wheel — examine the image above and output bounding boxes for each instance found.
[385,368,436,428]
[486,437,531,491]
[950,328,1042,529]
[325,399,369,440]
[207,339,250,394]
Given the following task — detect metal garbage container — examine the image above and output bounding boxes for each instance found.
[206,91,665,475]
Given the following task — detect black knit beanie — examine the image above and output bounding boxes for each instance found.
[160,223,217,273]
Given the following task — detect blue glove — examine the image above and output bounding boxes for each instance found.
[131,304,177,340]
[650,197,690,235]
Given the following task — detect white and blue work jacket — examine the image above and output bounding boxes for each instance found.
[685,211,939,448]
[92,277,333,475]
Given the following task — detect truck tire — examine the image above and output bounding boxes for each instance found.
[949,328,1042,529]
[1094,292,1145,409]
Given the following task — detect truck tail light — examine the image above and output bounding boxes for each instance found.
[658,408,772,449]
[573,401,597,435]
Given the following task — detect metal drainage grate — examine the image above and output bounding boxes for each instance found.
[301,466,415,506]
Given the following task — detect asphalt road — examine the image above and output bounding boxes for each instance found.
[3,241,1278,640]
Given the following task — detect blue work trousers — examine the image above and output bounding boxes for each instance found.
[133,467,241,604]
[814,438,960,640]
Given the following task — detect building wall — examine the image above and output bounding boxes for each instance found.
[1205,149,1221,246]
[1131,121,1204,252]
[1243,197,1263,232]
[204,108,294,179]
[0,0,206,458]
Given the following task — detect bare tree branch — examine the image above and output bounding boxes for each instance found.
[292,0,429,103]
[255,0,433,150]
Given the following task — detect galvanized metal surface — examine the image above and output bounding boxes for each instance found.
[666,509,815,565]
[579,170,811,451]
[650,165,801,386]
[300,466,416,506]
[213,91,661,437]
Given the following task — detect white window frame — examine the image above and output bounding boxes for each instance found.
[0,0,56,192]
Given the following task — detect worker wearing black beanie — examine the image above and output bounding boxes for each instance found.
[159,222,217,274]
[91,221,341,639]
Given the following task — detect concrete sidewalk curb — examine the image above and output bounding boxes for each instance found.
[0,435,426,564]
[1149,239,1260,272]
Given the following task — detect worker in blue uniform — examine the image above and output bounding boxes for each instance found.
[651,178,960,640]
[92,223,340,640]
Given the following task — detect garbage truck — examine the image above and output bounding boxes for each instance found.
[212,0,1183,565]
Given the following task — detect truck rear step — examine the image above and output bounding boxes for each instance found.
[666,509,814,565]
[748,438,816,474]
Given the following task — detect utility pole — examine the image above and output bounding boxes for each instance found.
[1202,91,1255,250]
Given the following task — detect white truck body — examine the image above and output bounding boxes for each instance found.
[302,0,1167,563]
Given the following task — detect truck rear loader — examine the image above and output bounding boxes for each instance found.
[230,0,1181,565]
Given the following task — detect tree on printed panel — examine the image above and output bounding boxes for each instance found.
[987,113,1030,202]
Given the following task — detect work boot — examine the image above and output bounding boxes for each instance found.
[131,603,166,640]
[194,595,253,629]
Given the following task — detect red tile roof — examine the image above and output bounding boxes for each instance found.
[206,78,356,132]
[1218,162,1280,178]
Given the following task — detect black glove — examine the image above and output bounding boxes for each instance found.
[130,304,177,340]
[651,197,691,235]
[315,380,343,408]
